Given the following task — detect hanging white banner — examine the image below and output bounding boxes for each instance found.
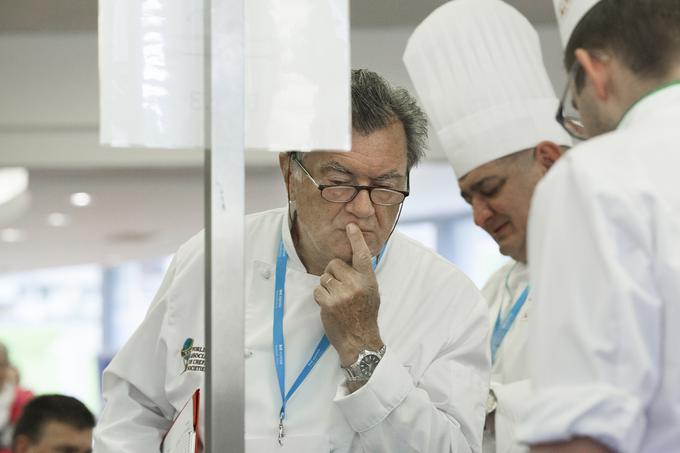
[98,0,350,152]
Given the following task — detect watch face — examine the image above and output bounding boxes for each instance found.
[359,353,381,377]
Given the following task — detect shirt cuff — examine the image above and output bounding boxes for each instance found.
[516,384,645,453]
[490,379,530,420]
[333,348,414,433]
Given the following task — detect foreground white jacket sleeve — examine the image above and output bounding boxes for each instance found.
[334,281,490,453]
[517,155,662,452]
[94,256,179,452]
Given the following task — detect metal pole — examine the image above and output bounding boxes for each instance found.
[204,0,245,449]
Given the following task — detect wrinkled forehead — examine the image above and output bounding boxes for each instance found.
[305,152,406,180]
[301,150,407,180]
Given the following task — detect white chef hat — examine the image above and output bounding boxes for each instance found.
[403,0,571,178]
[554,0,602,48]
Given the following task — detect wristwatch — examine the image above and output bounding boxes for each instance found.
[342,345,387,382]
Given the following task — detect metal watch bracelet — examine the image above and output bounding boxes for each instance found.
[342,345,387,382]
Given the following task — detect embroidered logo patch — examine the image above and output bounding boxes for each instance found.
[181,338,206,373]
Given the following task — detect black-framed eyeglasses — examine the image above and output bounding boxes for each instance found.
[556,61,588,141]
[292,155,409,206]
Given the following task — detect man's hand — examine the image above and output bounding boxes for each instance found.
[314,223,384,367]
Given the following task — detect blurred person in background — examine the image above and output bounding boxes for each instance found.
[0,344,33,453]
[6,366,33,419]
[11,394,94,453]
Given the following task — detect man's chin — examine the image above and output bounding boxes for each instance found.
[498,241,527,263]
[497,240,517,259]
[328,243,354,264]
[357,231,382,253]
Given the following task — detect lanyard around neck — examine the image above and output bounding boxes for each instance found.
[273,239,328,426]
[273,235,384,438]
[490,286,529,364]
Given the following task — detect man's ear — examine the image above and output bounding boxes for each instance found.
[13,434,30,453]
[533,141,563,172]
[575,48,610,102]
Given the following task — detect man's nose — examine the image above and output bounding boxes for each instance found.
[345,188,376,218]
[471,197,493,228]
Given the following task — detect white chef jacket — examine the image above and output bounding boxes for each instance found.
[94,207,490,453]
[481,261,531,453]
[517,84,680,452]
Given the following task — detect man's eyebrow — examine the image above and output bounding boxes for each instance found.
[319,161,404,182]
[54,447,82,453]
[469,176,501,192]
[319,161,352,175]
[373,170,403,182]
[459,176,502,200]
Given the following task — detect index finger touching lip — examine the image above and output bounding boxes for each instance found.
[346,223,372,272]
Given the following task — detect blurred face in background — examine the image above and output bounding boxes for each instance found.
[14,421,93,453]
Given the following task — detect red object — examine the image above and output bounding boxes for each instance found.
[10,387,33,424]
[162,388,201,453]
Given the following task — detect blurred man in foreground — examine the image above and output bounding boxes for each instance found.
[518,1,680,451]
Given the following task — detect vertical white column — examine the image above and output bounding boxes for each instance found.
[203,0,245,450]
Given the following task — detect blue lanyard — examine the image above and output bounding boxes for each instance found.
[490,286,529,364]
[273,236,383,443]
[273,238,326,428]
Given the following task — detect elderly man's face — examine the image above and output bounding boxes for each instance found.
[459,152,545,263]
[16,421,92,453]
[282,121,408,274]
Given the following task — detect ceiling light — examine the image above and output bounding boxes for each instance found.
[0,228,26,243]
[47,212,71,227]
[70,192,92,207]
[0,168,29,206]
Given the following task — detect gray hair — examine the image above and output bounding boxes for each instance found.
[290,69,428,172]
[352,69,428,171]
